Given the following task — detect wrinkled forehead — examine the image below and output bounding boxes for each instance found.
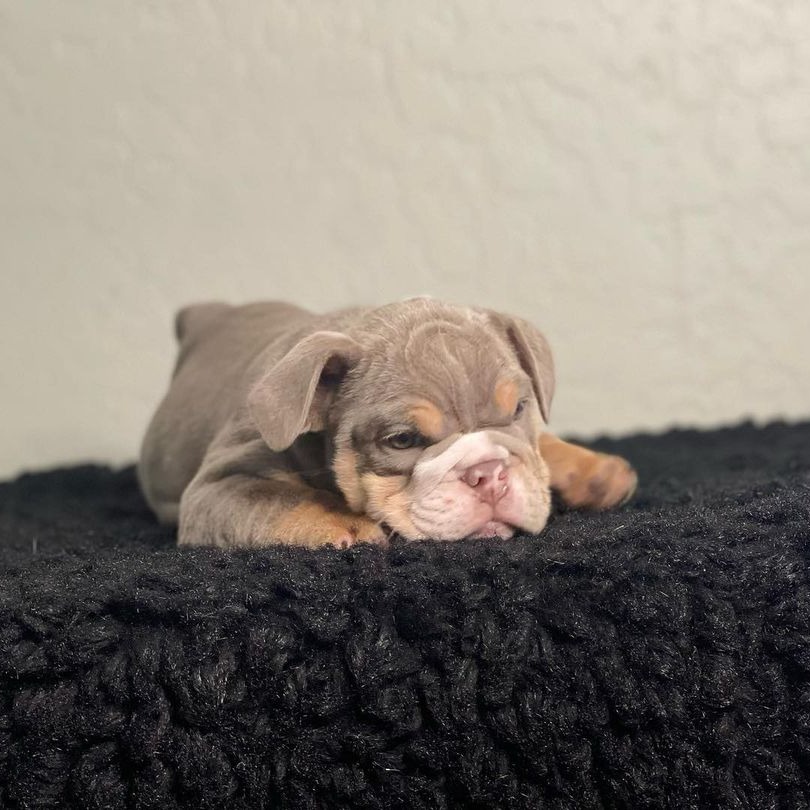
[345,321,531,437]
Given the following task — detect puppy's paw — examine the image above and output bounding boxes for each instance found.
[561,452,638,510]
[270,503,388,548]
[330,515,388,549]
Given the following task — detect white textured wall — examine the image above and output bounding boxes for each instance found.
[2,1,809,478]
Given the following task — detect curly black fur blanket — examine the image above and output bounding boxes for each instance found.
[1,422,810,809]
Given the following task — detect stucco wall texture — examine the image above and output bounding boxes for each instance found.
[1,1,809,478]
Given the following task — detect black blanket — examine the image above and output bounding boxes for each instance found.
[1,421,810,809]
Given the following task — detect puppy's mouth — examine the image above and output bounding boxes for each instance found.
[380,520,517,540]
[465,520,516,540]
[380,518,516,541]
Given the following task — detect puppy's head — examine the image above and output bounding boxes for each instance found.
[248,300,555,540]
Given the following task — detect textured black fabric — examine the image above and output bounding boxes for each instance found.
[1,421,810,809]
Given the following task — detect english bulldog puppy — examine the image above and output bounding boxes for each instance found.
[138,299,637,548]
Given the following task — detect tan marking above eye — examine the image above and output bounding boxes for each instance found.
[407,399,445,441]
[494,379,519,418]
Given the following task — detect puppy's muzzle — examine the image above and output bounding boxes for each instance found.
[401,430,548,540]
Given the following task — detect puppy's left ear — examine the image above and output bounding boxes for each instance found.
[485,311,555,423]
[248,331,362,452]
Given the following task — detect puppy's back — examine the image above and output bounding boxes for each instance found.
[138,301,314,523]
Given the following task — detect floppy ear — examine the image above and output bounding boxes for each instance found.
[485,312,555,423]
[247,331,362,452]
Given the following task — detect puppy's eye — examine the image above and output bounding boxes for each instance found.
[383,431,422,450]
[514,399,528,419]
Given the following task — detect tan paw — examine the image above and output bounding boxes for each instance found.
[329,515,388,549]
[558,452,638,510]
[271,502,388,548]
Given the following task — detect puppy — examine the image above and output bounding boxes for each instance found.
[138,299,637,548]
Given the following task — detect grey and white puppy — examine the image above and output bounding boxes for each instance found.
[139,299,636,548]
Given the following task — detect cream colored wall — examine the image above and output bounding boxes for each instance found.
[2,1,809,478]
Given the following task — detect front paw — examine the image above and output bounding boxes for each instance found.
[561,453,638,510]
[328,515,388,549]
[271,503,388,548]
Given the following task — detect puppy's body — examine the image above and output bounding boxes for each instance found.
[139,301,349,520]
[139,299,636,547]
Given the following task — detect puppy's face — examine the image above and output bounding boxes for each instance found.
[249,301,555,540]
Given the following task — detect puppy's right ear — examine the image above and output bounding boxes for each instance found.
[248,331,362,452]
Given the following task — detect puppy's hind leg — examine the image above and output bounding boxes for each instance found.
[152,500,180,525]
[539,434,637,510]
